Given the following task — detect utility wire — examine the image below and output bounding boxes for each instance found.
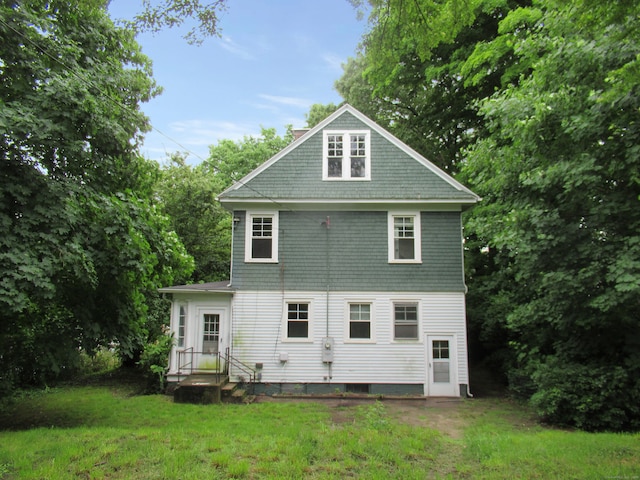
[0,12,327,222]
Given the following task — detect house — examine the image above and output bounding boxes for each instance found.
[160,104,480,397]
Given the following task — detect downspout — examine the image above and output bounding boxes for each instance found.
[460,212,474,398]
[323,216,332,381]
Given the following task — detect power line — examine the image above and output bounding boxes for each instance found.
[0,10,310,216]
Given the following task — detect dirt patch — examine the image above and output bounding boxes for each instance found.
[254,395,469,439]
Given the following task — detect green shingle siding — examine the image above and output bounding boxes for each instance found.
[221,112,475,202]
[232,210,465,292]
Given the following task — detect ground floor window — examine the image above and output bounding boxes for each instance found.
[286,303,309,339]
[349,303,371,340]
[394,303,419,339]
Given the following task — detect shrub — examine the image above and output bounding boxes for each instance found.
[137,331,174,393]
[530,359,640,432]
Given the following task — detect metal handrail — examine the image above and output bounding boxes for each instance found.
[221,347,256,387]
[176,347,256,393]
[177,347,194,374]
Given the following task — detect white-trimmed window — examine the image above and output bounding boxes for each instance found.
[285,302,311,340]
[388,212,422,263]
[323,130,371,180]
[393,303,419,340]
[348,303,372,341]
[177,305,186,348]
[245,211,279,262]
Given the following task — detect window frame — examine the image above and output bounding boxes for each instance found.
[177,304,187,348]
[322,130,371,181]
[282,300,313,342]
[393,301,420,341]
[244,210,279,263]
[345,301,375,343]
[388,211,422,264]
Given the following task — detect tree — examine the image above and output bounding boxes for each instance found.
[337,0,528,173]
[459,0,640,430]
[155,153,231,283]
[153,127,294,284]
[127,0,227,45]
[0,0,193,392]
[345,0,640,430]
[305,103,341,128]
[202,126,294,187]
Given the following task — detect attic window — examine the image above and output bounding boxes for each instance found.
[323,130,370,181]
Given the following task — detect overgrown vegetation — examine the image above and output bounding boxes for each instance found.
[339,0,640,431]
[137,331,174,393]
[0,381,637,479]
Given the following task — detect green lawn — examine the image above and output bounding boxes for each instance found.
[0,375,638,479]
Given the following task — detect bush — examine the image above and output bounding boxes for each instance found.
[78,347,121,375]
[137,332,174,393]
[530,360,640,432]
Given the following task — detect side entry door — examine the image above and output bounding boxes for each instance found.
[427,335,458,396]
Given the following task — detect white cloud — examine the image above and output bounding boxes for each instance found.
[169,119,258,145]
[218,35,255,60]
[257,94,313,109]
[321,52,345,72]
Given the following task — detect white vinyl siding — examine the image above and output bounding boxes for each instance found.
[229,290,468,389]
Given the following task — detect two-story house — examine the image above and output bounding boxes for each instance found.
[160,104,480,397]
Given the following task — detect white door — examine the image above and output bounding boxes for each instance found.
[427,335,458,396]
[198,310,223,372]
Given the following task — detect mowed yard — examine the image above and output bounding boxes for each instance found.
[0,372,638,479]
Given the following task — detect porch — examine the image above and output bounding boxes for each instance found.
[171,348,256,404]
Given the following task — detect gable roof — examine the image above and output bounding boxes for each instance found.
[218,104,480,209]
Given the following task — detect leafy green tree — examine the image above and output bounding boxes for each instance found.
[155,153,231,282]
[0,0,192,392]
[338,0,528,173]
[202,126,294,188]
[305,103,341,128]
[153,128,293,284]
[348,0,640,430]
[128,0,227,45]
[460,0,640,430]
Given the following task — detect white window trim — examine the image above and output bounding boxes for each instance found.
[322,130,371,181]
[282,299,314,343]
[388,211,422,264]
[244,210,279,263]
[392,300,422,343]
[177,303,187,348]
[344,300,375,344]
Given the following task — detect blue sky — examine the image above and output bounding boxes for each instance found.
[108,0,369,165]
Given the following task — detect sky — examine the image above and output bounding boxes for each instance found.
[108,0,369,165]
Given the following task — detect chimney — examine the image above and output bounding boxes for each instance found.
[293,128,310,140]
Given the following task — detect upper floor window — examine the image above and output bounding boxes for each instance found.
[323,130,371,181]
[245,211,279,263]
[388,212,422,263]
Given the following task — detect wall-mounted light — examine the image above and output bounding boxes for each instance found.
[233,217,241,229]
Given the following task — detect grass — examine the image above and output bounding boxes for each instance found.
[0,372,638,479]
